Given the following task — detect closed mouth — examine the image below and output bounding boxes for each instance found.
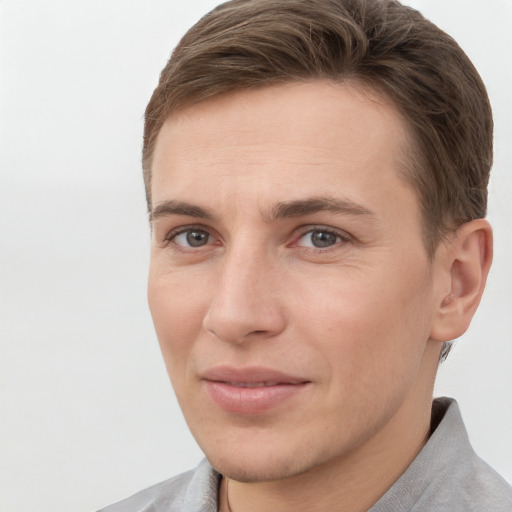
[200,366,310,414]
[221,381,290,388]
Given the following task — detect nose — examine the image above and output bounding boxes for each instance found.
[202,247,287,344]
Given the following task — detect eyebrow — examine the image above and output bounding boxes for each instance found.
[268,197,376,220]
[150,200,215,221]
[149,196,375,222]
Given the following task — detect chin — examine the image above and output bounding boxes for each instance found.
[209,456,305,483]
[202,437,335,483]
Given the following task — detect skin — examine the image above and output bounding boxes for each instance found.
[147,81,492,512]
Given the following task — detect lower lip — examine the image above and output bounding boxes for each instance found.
[204,381,309,414]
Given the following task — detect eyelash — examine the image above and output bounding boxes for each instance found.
[162,225,352,251]
[293,226,351,250]
[164,225,214,246]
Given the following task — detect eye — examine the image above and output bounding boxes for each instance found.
[296,228,344,248]
[172,228,211,248]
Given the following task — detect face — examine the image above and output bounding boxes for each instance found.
[148,82,442,482]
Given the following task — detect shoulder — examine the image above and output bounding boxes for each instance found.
[372,398,512,512]
[451,456,512,511]
[422,398,512,511]
[96,471,194,512]
[412,454,512,512]
[97,459,220,512]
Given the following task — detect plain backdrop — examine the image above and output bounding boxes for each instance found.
[1,1,511,511]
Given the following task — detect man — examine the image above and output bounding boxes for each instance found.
[100,0,512,510]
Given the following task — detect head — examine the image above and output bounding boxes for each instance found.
[145,0,493,488]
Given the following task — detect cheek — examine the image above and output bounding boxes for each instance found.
[296,263,433,385]
[147,267,210,373]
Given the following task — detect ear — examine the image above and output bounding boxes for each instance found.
[430,219,493,342]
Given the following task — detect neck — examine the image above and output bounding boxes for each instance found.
[220,342,440,512]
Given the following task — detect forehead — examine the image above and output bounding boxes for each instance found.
[150,81,418,221]
[156,81,409,154]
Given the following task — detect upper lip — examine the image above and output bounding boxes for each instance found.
[200,366,309,385]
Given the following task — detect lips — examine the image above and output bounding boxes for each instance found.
[201,366,310,414]
[223,381,281,388]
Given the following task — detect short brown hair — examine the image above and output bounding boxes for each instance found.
[143,0,493,255]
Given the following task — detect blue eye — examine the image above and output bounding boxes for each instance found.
[297,229,343,248]
[173,229,211,247]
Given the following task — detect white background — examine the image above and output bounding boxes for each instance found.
[1,1,511,511]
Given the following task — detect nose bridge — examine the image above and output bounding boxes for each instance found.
[202,240,285,343]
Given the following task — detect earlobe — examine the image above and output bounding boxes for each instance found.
[430,219,493,342]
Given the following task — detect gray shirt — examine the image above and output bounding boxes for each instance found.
[98,398,512,511]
